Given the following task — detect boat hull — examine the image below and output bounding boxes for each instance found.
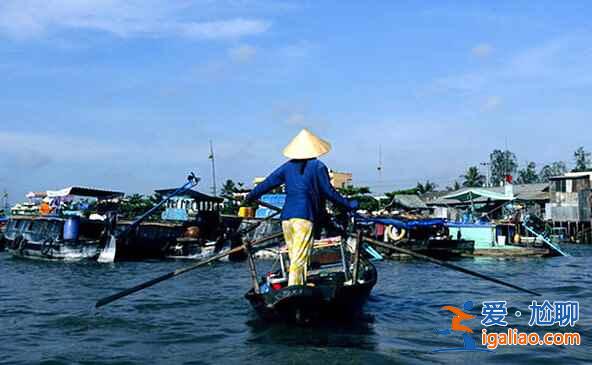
[5,239,101,261]
[245,280,375,324]
[245,255,377,324]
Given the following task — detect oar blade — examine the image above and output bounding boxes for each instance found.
[98,235,117,263]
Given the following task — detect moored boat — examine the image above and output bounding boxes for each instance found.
[3,186,124,261]
[4,215,107,261]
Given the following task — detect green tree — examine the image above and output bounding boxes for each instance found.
[539,161,567,182]
[516,162,540,184]
[220,179,237,197]
[338,185,371,197]
[416,180,437,195]
[386,187,419,196]
[220,179,240,214]
[337,185,377,212]
[446,181,462,191]
[573,147,591,172]
[490,149,518,186]
[461,166,486,187]
[119,194,158,219]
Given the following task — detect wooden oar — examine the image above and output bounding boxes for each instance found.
[96,231,284,308]
[360,235,541,296]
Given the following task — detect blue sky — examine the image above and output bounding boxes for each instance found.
[1,1,591,201]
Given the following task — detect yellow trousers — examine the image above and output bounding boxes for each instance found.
[282,218,314,286]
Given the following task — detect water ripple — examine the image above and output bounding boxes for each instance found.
[1,244,591,364]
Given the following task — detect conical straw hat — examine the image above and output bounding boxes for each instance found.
[283,129,332,159]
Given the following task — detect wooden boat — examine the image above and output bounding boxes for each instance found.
[4,215,107,261]
[244,236,377,324]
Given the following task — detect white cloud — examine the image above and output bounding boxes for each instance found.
[433,34,592,95]
[0,1,270,40]
[228,44,257,63]
[482,96,501,111]
[471,43,493,58]
[181,19,269,40]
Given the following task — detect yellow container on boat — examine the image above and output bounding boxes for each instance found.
[238,207,254,218]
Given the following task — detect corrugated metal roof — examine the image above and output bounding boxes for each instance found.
[428,183,549,206]
[390,194,428,209]
[550,171,592,180]
[46,186,124,199]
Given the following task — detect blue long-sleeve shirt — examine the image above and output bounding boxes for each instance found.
[246,159,352,222]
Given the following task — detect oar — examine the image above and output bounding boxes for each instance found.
[360,235,541,296]
[96,231,284,308]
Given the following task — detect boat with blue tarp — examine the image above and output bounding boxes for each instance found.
[357,216,474,259]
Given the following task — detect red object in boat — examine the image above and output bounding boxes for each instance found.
[375,223,385,236]
[271,283,283,291]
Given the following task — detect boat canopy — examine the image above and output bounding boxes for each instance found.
[46,187,124,200]
[441,188,512,202]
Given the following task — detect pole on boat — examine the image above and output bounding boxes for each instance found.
[97,173,200,263]
[351,230,363,284]
[360,235,541,297]
[209,140,217,196]
[245,241,260,293]
[96,231,284,308]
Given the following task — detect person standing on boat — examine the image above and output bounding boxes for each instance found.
[245,129,358,286]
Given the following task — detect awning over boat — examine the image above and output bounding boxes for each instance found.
[46,187,124,199]
[440,188,512,202]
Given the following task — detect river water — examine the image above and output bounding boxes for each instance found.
[1,245,590,364]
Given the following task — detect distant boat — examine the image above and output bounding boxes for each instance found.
[4,215,107,261]
[3,187,124,261]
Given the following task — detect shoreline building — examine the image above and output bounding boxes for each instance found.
[546,171,592,242]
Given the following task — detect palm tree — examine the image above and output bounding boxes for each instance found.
[416,180,437,195]
[461,166,486,187]
[220,179,237,197]
[446,181,462,191]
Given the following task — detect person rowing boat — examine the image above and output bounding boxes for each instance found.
[244,128,358,286]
